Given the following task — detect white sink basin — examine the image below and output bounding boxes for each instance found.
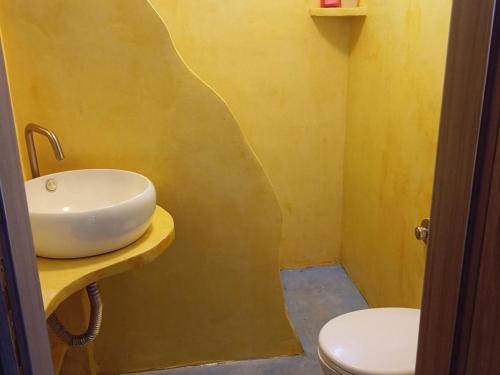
[25,169,156,259]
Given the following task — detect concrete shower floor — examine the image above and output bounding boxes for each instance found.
[136,266,368,375]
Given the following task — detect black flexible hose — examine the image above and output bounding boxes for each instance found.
[47,283,103,347]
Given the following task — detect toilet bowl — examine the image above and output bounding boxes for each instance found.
[318,308,420,375]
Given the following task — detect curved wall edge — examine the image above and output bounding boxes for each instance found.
[149,0,350,269]
[0,0,301,372]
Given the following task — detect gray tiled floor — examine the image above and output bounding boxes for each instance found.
[136,266,368,375]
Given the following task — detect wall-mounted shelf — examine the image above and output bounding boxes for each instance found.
[310,7,368,17]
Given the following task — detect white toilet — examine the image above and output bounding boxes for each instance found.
[318,308,420,375]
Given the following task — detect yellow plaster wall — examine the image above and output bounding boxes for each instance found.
[342,0,452,307]
[0,0,301,373]
[150,0,351,268]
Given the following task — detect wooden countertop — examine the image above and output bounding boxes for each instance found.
[37,206,175,317]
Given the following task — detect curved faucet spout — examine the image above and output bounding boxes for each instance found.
[25,123,64,178]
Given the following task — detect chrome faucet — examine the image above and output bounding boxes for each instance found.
[25,123,64,178]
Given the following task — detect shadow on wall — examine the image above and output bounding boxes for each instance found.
[0,0,301,373]
[347,18,367,54]
[311,17,356,54]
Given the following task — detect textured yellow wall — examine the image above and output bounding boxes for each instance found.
[342,0,452,307]
[151,0,350,268]
[0,1,301,373]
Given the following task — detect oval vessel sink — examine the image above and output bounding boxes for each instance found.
[25,169,156,259]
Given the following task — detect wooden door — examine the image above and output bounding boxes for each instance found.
[417,0,499,373]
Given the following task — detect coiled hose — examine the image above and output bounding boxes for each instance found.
[47,283,103,347]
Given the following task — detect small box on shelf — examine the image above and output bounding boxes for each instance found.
[320,0,341,7]
[311,0,367,17]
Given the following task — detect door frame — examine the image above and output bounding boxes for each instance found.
[416,0,498,373]
[0,42,54,374]
[462,30,500,373]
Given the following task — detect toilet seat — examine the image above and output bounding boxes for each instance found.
[318,308,420,375]
[318,346,354,374]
